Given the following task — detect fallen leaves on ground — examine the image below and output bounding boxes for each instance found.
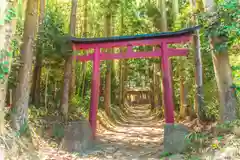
[39,104,164,160]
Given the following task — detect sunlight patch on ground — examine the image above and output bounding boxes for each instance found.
[41,104,165,160]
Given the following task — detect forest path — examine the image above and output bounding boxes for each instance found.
[41,104,165,160]
[88,104,164,160]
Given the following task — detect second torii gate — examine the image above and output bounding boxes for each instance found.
[70,26,200,138]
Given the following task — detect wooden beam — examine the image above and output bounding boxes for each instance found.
[168,48,188,57]
[100,51,162,60]
[73,48,188,62]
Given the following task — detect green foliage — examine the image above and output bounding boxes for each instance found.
[185,131,209,150]
[199,0,240,51]
[0,2,17,82]
[216,119,240,132]
[28,106,48,119]
[0,5,16,25]
[38,3,71,58]
[100,0,121,15]
[70,93,91,117]
[15,119,30,137]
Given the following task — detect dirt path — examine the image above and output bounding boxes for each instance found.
[41,105,165,160]
[91,105,164,160]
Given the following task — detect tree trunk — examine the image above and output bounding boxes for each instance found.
[179,78,185,117]
[212,51,236,122]
[60,0,77,120]
[150,64,156,108]
[53,82,57,100]
[104,14,112,116]
[11,0,38,131]
[31,54,42,106]
[157,0,168,111]
[70,0,86,99]
[61,56,72,119]
[119,59,123,105]
[204,0,237,122]
[104,63,112,115]
[173,0,188,118]
[80,63,87,98]
[44,68,49,109]
[119,2,125,106]
[31,0,45,106]
[69,59,76,99]
[80,0,88,99]
[154,62,162,107]
[190,0,204,120]
[111,19,117,104]
[122,60,128,101]
[172,0,179,21]
[159,0,168,31]
[179,62,188,118]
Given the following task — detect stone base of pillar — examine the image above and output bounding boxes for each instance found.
[163,123,189,154]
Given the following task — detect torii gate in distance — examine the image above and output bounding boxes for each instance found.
[70,26,200,139]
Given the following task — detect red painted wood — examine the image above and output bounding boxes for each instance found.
[74,48,188,62]
[168,48,188,57]
[73,34,191,50]
[161,42,175,124]
[88,48,101,139]
[74,51,161,61]
[101,51,162,60]
[71,34,193,137]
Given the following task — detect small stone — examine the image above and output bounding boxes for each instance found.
[223,147,238,157]
[106,155,113,159]
[114,151,122,156]
[163,124,189,154]
[232,126,240,137]
[61,119,94,154]
[167,154,185,160]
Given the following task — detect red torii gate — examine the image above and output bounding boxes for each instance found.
[70,26,200,138]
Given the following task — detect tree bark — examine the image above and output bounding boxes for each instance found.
[31,0,45,106]
[104,63,112,115]
[189,0,204,119]
[111,19,117,104]
[80,63,87,98]
[70,58,76,99]
[61,56,72,118]
[119,59,123,105]
[31,55,42,106]
[60,0,77,120]
[104,14,112,116]
[204,0,237,122]
[212,51,236,122]
[158,0,168,111]
[159,0,168,31]
[150,64,155,108]
[119,2,125,106]
[79,0,88,99]
[11,0,38,131]
[172,0,179,21]
[179,61,188,118]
